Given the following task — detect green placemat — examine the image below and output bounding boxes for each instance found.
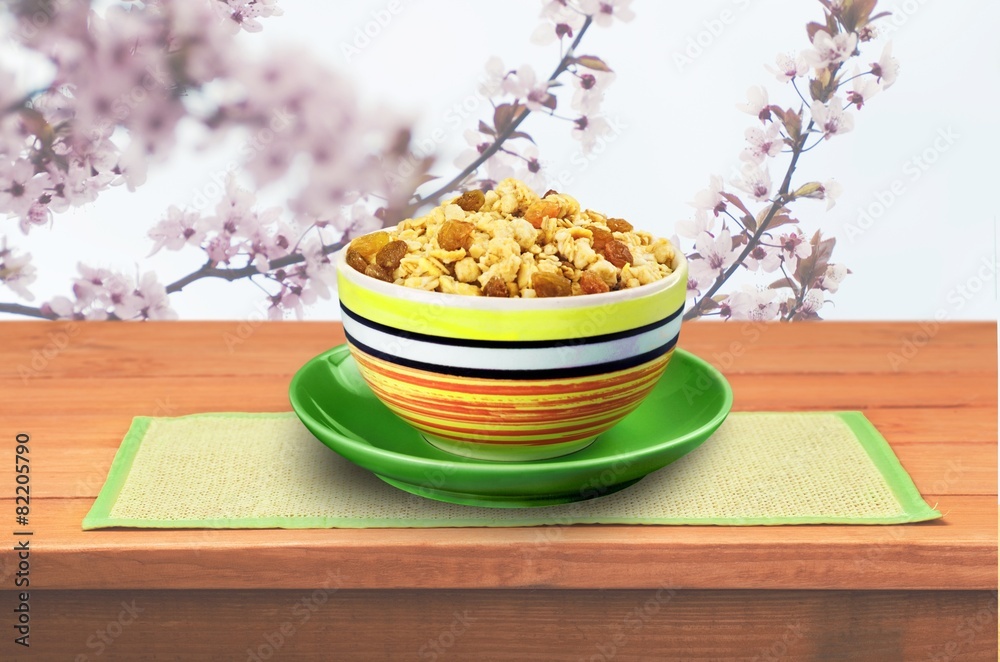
[82,412,940,529]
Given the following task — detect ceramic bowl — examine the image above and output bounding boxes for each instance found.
[336,248,688,461]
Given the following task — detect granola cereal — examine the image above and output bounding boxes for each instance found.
[345,178,677,298]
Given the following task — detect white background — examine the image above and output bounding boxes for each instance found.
[6,0,999,321]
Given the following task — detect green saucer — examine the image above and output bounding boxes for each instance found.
[289,345,733,508]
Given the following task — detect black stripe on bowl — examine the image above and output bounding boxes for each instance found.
[344,330,679,381]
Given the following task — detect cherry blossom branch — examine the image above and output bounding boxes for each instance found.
[163,238,348,294]
[0,302,56,320]
[410,16,594,212]
[684,121,814,321]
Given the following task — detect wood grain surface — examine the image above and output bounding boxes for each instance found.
[0,321,995,660]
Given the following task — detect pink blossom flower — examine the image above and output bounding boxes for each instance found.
[802,30,858,69]
[741,123,783,164]
[531,1,587,44]
[72,264,115,306]
[736,86,771,122]
[149,206,205,254]
[0,238,36,301]
[811,97,854,140]
[798,289,826,315]
[133,272,177,320]
[689,229,739,288]
[766,53,808,82]
[817,263,849,293]
[504,65,552,111]
[676,209,716,240]
[871,42,899,88]
[732,164,772,202]
[580,0,635,27]
[570,115,611,153]
[845,67,880,109]
[778,231,812,265]
[728,286,780,321]
[217,0,284,34]
[0,161,51,227]
[744,244,781,273]
[690,175,727,216]
[571,71,615,116]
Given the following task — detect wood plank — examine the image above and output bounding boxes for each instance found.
[15,441,995,500]
[3,589,996,661]
[864,407,998,444]
[5,495,994,591]
[2,371,995,417]
[0,321,994,379]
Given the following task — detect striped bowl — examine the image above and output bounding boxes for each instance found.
[336,249,688,461]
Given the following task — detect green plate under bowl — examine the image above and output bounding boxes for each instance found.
[289,344,733,508]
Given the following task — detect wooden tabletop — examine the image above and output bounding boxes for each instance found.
[0,321,995,593]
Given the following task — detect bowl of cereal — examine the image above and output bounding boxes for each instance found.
[336,178,687,462]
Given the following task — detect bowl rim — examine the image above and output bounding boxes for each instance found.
[335,245,688,310]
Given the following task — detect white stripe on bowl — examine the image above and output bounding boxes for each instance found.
[341,314,682,372]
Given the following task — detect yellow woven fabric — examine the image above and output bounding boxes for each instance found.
[83,412,939,528]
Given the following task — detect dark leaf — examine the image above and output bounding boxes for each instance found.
[793,230,836,287]
[478,120,496,137]
[508,131,536,143]
[768,277,800,295]
[868,10,892,22]
[573,55,613,72]
[781,107,802,142]
[700,297,721,310]
[809,78,828,103]
[493,103,526,134]
[806,21,827,41]
[720,192,752,219]
[767,214,799,230]
[539,93,557,111]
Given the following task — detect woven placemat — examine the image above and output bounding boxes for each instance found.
[82,411,940,529]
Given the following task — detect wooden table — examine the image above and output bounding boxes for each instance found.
[0,321,996,660]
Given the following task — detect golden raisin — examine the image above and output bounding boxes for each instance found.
[454,189,485,212]
[483,276,509,298]
[606,218,634,233]
[375,240,408,271]
[364,264,393,282]
[579,271,610,294]
[346,248,369,274]
[542,189,559,198]
[532,272,572,298]
[349,231,390,261]
[590,227,613,252]
[524,200,562,229]
[600,239,633,269]
[438,220,475,251]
